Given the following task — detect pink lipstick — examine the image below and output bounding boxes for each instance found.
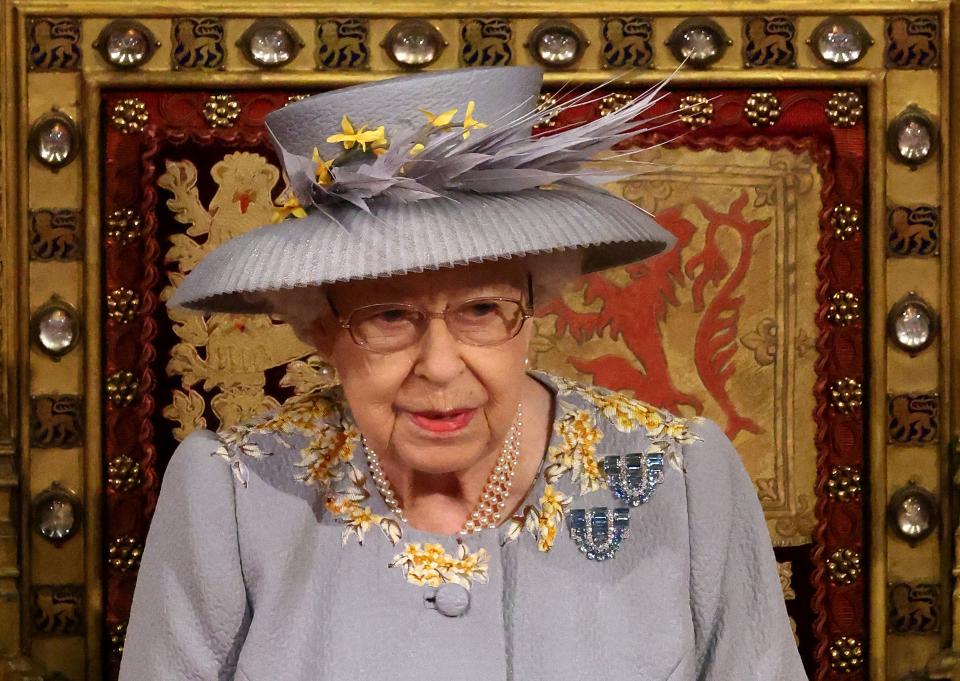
[408,408,476,434]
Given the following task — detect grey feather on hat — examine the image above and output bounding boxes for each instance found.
[169,65,677,314]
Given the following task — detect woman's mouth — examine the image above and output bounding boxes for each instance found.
[407,408,476,434]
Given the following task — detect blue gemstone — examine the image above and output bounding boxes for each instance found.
[602,455,620,476]
[589,508,609,535]
[625,453,644,475]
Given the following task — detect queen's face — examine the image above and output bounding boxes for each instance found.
[310,259,534,478]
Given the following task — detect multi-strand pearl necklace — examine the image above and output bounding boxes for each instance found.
[363,403,524,535]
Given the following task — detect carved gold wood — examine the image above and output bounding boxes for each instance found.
[0,2,954,681]
[156,152,324,437]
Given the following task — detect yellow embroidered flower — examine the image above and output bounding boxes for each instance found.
[642,410,666,436]
[324,462,402,546]
[461,100,488,139]
[326,114,387,152]
[296,422,359,489]
[665,420,689,441]
[547,373,703,477]
[539,484,570,518]
[537,520,557,553]
[409,142,425,157]
[548,409,605,493]
[260,391,335,434]
[407,566,442,588]
[324,493,348,516]
[311,146,334,186]
[339,424,361,461]
[389,541,489,589]
[594,393,645,432]
[349,504,375,531]
[271,194,307,222]
[419,105,458,128]
[504,484,570,553]
[418,543,447,569]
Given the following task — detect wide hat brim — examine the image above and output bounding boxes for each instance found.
[169,185,675,314]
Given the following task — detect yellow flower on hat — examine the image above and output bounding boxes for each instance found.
[461,100,488,139]
[326,114,387,152]
[311,146,334,186]
[271,194,307,223]
[419,105,458,128]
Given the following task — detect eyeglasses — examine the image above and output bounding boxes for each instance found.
[327,278,534,354]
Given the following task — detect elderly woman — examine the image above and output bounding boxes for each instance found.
[119,66,807,680]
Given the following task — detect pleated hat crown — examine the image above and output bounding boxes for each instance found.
[268,67,541,170]
[169,66,677,314]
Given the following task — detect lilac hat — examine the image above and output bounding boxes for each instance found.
[169,65,675,314]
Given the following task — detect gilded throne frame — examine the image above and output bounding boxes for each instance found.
[0,2,957,680]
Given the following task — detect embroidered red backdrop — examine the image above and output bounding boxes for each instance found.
[102,86,865,680]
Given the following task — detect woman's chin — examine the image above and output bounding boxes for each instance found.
[392,438,487,476]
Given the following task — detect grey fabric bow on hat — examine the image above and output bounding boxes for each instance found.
[169,66,678,314]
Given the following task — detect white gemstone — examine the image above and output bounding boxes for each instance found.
[894,303,931,348]
[37,497,76,541]
[536,29,580,65]
[106,28,149,66]
[680,27,720,63]
[897,121,932,161]
[37,306,76,353]
[816,24,864,64]
[896,494,930,538]
[37,121,73,165]
[249,26,294,66]
[389,25,440,66]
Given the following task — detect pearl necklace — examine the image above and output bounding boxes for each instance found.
[363,403,524,535]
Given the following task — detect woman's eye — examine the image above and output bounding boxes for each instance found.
[375,308,415,323]
[463,302,498,317]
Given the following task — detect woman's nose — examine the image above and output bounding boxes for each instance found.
[412,317,465,383]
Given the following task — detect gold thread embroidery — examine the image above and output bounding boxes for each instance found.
[388,540,490,589]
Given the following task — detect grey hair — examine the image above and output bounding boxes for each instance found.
[259,249,584,346]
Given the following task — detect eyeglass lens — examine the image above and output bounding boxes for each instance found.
[350,298,526,351]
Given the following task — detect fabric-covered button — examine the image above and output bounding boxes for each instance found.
[429,582,470,617]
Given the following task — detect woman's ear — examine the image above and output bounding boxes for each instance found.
[306,315,334,357]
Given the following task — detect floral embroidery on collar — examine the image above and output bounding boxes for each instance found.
[213,388,343,487]
[547,408,606,494]
[503,484,572,552]
[212,387,493,587]
[546,373,701,473]
[325,460,402,546]
[388,540,490,589]
[212,371,701,573]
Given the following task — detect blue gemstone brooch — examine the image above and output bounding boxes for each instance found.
[569,507,630,561]
[602,452,665,507]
